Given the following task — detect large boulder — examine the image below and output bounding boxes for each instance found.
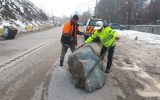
[68,45,106,92]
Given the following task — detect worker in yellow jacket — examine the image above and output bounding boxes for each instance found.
[85,21,120,73]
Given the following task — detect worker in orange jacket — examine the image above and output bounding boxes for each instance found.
[60,15,82,66]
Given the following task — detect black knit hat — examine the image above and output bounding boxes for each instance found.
[72,15,79,20]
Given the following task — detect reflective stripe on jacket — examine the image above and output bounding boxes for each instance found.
[85,26,119,47]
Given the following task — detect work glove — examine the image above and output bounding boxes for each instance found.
[115,37,120,41]
[81,43,86,47]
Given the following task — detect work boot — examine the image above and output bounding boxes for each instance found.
[60,60,63,66]
[105,69,110,73]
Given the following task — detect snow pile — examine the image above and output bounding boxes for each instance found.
[116,30,160,44]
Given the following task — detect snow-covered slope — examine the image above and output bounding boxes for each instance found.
[0,0,48,21]
[0,0,53,34]
[116,30,160,44]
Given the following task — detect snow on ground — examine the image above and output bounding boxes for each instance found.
[116,30,160,44]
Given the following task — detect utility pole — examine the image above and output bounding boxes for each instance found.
[128,1,131,29]
[125,0,131,29]
[95,0,97,18]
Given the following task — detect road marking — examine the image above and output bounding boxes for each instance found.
[0,38,57,72]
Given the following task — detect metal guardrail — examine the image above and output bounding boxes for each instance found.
[129,25,160,35]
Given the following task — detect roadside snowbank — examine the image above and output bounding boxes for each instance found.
[116,30,160,44]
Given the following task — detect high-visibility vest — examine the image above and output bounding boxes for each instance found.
[85,26,119,47]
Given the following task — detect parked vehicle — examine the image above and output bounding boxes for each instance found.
[84,18,107,40]
[1,26,18,40]
[109,23,125,30]
[2,26,18,39]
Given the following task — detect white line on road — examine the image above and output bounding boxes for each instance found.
[0,38,57,72]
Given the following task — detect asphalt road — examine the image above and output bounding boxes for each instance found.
[0,27,62,100]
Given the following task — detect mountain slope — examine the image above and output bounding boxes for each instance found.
[0,0,48,21]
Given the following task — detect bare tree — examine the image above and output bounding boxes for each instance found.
[79,10,91,23]
[143,0,160,24]
[95,0,160,25]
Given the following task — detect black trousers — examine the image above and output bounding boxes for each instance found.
[100,45,116,70]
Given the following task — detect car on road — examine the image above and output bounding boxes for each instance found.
[0,25,4,37]
[84,18,107,40]
[109,23,126,30]
[0,25,18,40]
[2,26,18,40]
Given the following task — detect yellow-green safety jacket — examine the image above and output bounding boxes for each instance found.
[85,26,119,47]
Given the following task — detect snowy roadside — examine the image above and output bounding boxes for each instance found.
[116,30,160,44]
[47,30,160,100]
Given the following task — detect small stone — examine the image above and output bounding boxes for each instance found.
[135,36,138,40]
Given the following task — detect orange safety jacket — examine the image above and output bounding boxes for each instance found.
[62,20,79,46]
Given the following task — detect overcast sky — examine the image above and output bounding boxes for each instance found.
[29,0,96,17]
